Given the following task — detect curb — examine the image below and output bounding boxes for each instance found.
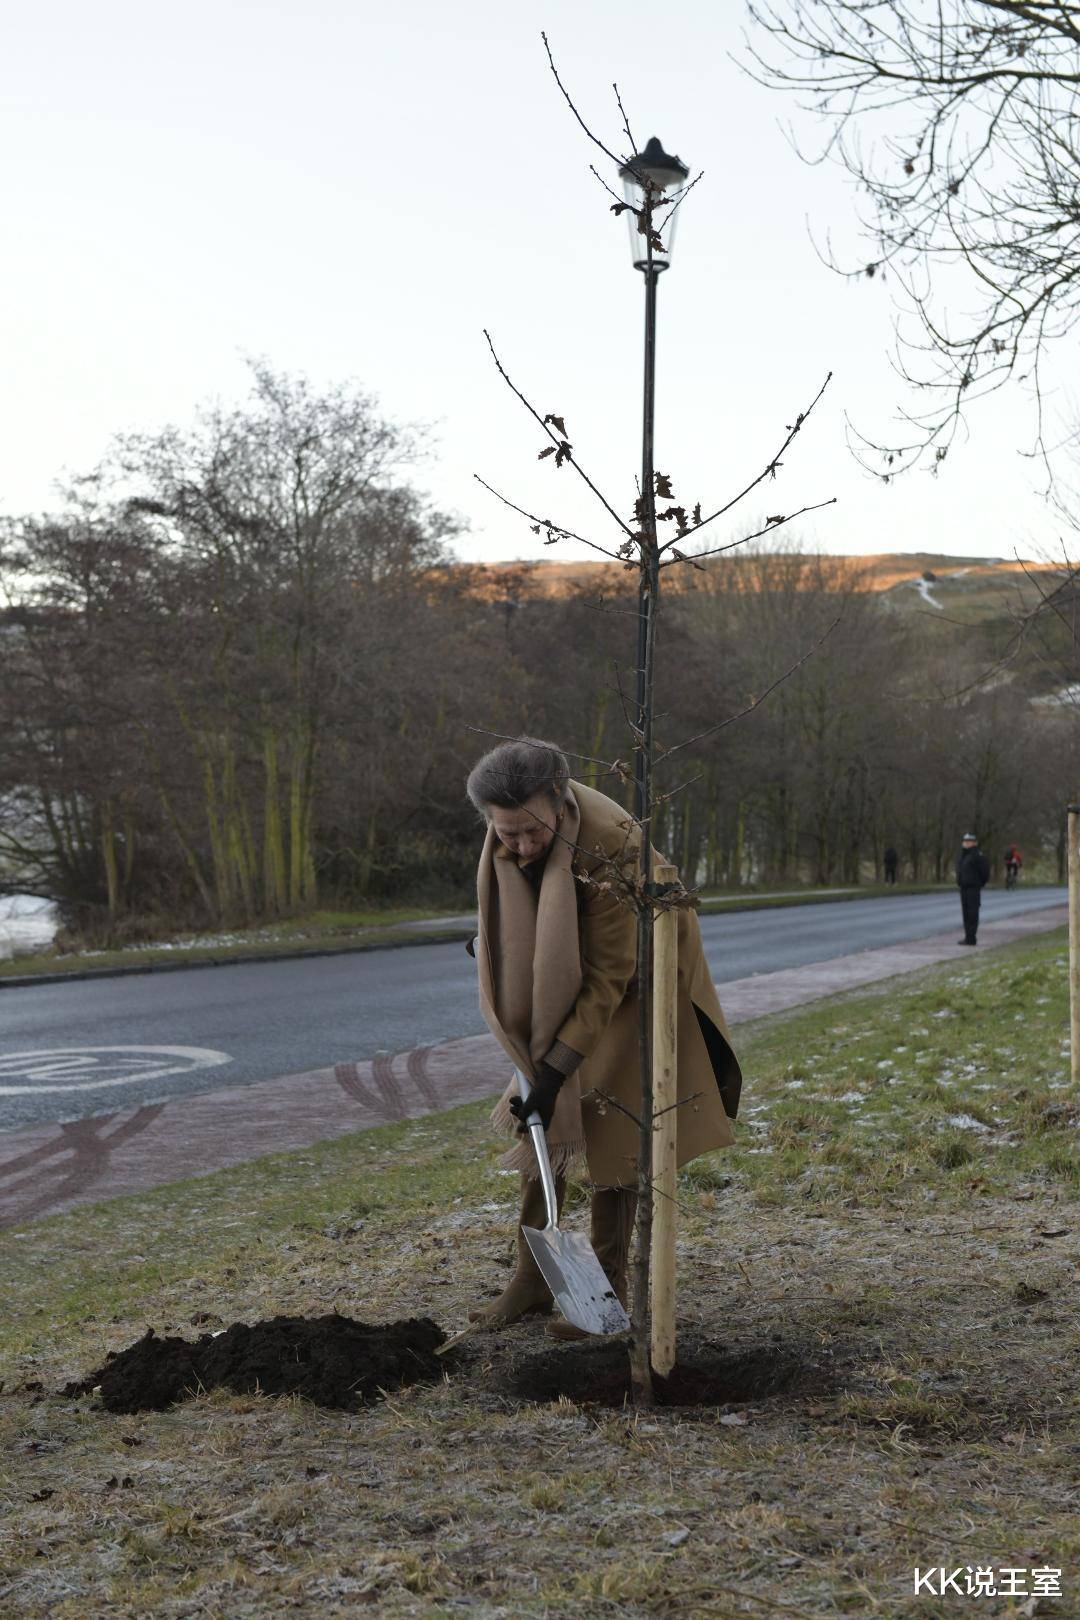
[0,928,476,990]
[697,884,952,916]
[0,890,902,986]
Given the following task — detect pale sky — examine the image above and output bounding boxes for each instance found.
[3,0,1075,564]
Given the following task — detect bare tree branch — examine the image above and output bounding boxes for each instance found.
[656,372,834,554]
[472,474,624,562]
[482,331,635,538]
[659,615,842,763]
[742,0,1080,479]
[662,498,839,568]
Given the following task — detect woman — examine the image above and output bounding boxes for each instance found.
[465,736,742,1338]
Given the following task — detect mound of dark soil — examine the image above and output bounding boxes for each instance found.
[196,1314,446,1409]
[66,1314,446,1414]
[74,1330,203,1414]
[512,1335,833,1409]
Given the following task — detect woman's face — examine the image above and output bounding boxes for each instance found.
[489,793,561,864]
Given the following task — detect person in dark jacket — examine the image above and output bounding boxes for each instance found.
[883,846,899,884]
[956,832,990,944]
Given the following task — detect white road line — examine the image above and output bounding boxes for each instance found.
[0,1045,231,1095]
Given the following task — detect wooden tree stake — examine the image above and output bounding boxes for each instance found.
[650,863,679,1377]
[1069,805,1080,1092]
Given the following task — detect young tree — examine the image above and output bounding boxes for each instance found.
[474,38,835,1401]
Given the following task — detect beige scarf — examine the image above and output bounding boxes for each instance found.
[476,787,585,1177]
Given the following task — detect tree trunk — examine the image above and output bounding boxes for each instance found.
[202,752,231,922]
[122,802,136,894]
[263,730,288,916]
[629,529,661,1407]
[732,801,745,890]
[358,809,378,894]
[588,690,610,787]
[102,800,120,921]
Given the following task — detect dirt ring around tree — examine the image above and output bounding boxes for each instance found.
[507,1333,837,1409]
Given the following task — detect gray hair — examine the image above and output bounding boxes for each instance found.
[466,736,570,819]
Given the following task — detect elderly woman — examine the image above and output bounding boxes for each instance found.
[465,736,741,1338]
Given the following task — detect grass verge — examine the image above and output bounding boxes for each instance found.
[1,931,1077,1616]
[1,883,1000,983]
[0,907,474,982]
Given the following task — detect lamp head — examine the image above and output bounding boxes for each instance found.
[618,136,689,272]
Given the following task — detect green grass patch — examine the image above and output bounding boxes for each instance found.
[2,1099,501,1358]
[2,930,1073,1354]
[1,928,1076,1619]
[721,929,1075,1209]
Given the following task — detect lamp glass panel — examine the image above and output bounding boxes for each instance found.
[621,167,686,270]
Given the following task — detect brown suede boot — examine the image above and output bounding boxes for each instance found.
[468,1170,566,1328]
[547,1185,637,1340]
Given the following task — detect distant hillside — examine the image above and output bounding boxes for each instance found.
[473,553,1065,614]
[871,556,1066,624]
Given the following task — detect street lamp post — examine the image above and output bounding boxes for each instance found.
[618,137,689,823]
[618,136,689,1393]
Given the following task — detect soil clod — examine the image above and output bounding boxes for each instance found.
[65,1314,447,1414]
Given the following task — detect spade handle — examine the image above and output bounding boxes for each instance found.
[514,1067,559,1232]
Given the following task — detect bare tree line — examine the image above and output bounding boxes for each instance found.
[505,548,1077,888]
[1,373,1075,942]
[0,364,480,938]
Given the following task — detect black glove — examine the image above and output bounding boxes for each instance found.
[508,1061,565,1135]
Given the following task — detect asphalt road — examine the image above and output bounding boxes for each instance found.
[0,886,1065,1132]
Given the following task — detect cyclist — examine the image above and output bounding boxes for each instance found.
[1004,843,1022,889]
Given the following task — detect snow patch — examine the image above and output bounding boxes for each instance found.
[1032,682,1080,708]
[0,894,57,960]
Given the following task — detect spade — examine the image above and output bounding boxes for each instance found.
[514,1068,630,1337]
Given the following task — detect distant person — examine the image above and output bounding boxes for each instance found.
[883,847,899,885]
[1004,843,1022,889]
[956,832,990,945]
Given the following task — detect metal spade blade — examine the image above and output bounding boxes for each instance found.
[514,1068,631,1337]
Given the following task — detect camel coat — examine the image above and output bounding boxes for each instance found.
[481,779,742,1189]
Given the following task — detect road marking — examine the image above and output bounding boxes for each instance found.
[0,1046,231,1095]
